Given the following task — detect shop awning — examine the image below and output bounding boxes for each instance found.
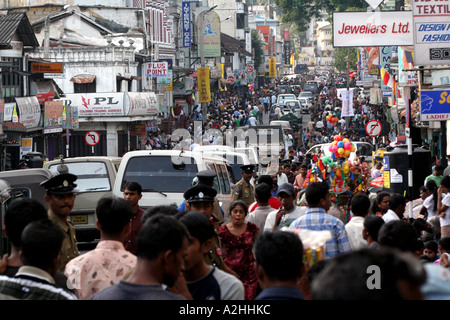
[3,122,26,132]
[70,74,96,84]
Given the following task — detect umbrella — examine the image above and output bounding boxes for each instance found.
[279,113,298,121]
[338,119,346,124]
[315,121,324,128]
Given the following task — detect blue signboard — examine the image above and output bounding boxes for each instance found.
[420,89,450,121]
[182,2,191,47]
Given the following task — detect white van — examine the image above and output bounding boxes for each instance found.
[192,145,252,185]
[113,150,233,217]
[43,156,122,242]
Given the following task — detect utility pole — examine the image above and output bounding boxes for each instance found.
[199,5,217,125]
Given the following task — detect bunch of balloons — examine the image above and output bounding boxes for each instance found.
[328,135,356,160]
[326,113,339,125]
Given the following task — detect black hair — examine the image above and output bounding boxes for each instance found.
[4,198,48,247]
[389,193,406,211]
[369,191,391,215]
[254,231,304,282]
[441,175,450,189]
[311,248,426,300]
[351,193,371,217]
[257,175,274,189]
[136,214,189,260]
[142,205,179,225]
[424,240,438,253]
[229,200,248,216]
[434,164,445,172]
[425,180,438,212]
[363,215,385,241]
[21,219,64,271]
[96,197,134,236]
[439,237,450,250]
[123,181,142,194]
[305,181,329,207]
[378,220,419,253]
[178,211,214,244]
[255,183,272,204]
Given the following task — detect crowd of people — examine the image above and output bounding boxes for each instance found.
[0,71,449,302]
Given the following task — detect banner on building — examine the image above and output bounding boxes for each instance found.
[44,101,64,134]
[337,88,355,117]
[182,1,191,47]
[398,46,418,86]
[197,67,211,103]
[146,61,169,77]
[269,58,276,78]
[197,11,221,58]
[379,46,397,96]
[413,0,450,66]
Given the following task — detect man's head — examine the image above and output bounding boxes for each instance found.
[41,173,78,219]
[96,197,134,239]
[195,170,217,187]
[240,165,255,182]
[123,181,143,210]
[351,193,371,217]
[305,181,331,211]
[178,211,215,276]
[363,215,385,242]
[389,193,406,218]
[4,197,48,248]
[254,231,304,289]
[257,175,274,189]
[378,220,419,254]
[20,219,64,275]
[311,248,426,300]
[136,214,189,287]
[255,183,272,205]
[299,164,308,177]
[277,183,296,211]
[184,185,217,217]
[434,164,445,176]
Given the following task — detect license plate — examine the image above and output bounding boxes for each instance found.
[71,215,88,224]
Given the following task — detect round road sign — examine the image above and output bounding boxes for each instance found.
[246,64,254,74]
[365,120,382,137]
[227,75,235,85]
[85,130,100,146]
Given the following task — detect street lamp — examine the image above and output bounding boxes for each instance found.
[199,5,217,124]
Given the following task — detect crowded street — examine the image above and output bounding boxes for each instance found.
[0,0,448,310]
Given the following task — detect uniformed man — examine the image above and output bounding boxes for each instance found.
[184,184,239,278]
[177,170,225,225]
[40,173,79,272]
[231,164,256,207]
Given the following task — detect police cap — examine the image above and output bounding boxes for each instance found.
[40,173,78,195]
[240,164,255,174]
[196,170,217,185]
[184,185,217,203]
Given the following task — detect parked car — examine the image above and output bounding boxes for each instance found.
[298,97,312,113]
[43,156,122,242]
[283,99,303,122]
[298,91,314,102]
[277,93,297,104]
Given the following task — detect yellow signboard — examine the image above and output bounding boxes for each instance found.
[269,58,276,78]
[31,63,64,74]
[197,67,211,103]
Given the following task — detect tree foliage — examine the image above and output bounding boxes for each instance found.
[251,29,265,71]
[273,0,367,33]
[333,47,358,72]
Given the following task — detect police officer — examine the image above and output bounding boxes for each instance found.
[184,184,239,278]
[178,170,225,225]
[231,164,256,207]
[40,173,79,272]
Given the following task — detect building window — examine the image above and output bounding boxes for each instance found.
[236,13,245,29]
[74,80,96,93]
[1,57,22,103]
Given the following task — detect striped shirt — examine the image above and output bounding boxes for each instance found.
[0,266,77,300]
[289,207,351,259]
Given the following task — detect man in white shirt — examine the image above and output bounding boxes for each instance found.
[246,183,277,233]
[248,115,257,127]
[264,183,307,231]
[382,193,406,223]
[345,193,370,250]
[276,164,289,186]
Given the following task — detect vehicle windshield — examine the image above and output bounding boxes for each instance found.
[47,162,112,192]
[120,155,198,192]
